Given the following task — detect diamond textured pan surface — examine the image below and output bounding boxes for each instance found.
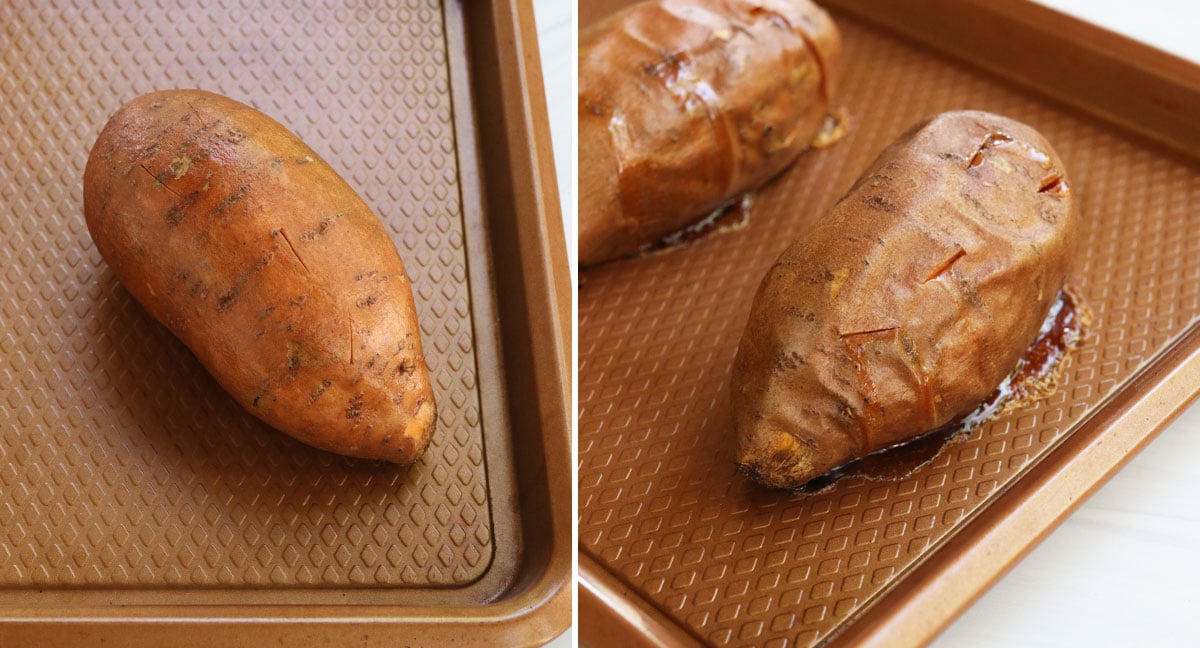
[578,11,1200,647]
[0,0,496,589]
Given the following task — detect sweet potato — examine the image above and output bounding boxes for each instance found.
[83,89,436,464]
[733,111,1077,489]
[579,0,841,266]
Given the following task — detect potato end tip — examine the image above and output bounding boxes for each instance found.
[736,425,822,489]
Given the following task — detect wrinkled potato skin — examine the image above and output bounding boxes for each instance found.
[579,0,841,266]
[733,111,1077,489]
[84,90,436,464]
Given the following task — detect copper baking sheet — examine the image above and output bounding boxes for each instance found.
[0,0,570,645]
[578,0,1200,645]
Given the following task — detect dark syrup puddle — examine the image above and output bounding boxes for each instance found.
[644,193,754,253]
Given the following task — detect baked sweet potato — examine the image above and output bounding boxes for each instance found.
[579,0,841,266]
[83,89,436,464]
[733,110,1077,489]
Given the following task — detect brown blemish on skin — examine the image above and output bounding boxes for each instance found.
[216,287,239,310]
[177,115,224,152]
[774,351,806,372]
[356,295,377,308]
[345,393,364,419]
[164,191,201,225]
[393,358,415,377]
[215,126,247,145]
[864,194,895,212]
[958,274,985,309]
[301,213,343,242]
[782,306,816,321]
[188,280,208,300]
[251,252,273,272]
[308,379,331,404]
[211,185,249,217]
[804,267,835,285]
[216,252,273,311]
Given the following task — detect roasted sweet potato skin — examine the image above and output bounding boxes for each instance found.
[733,111,1077,489]
[83,89,436,464]
[579,0,841,266]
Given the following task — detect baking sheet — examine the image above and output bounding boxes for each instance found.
[578,1,1200,645]
[0,0,569,644]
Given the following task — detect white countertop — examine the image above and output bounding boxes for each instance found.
[531,9,573,648]
[540,0,1200,645]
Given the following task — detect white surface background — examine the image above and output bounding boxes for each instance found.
[533,8,573,648]
[535,0,1200,646]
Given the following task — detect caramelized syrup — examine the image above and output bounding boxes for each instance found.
[811,109,852,149]
[644,193,754,253]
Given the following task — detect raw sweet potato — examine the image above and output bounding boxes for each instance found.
[579,0,841,266]
[83,89,436,464]
[733,110,1077,489]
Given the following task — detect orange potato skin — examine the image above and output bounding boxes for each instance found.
[733,111,1078,489]
[84,89,436,464]
[579,0,841,266]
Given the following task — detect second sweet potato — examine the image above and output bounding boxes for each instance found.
[579,0,841,266]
